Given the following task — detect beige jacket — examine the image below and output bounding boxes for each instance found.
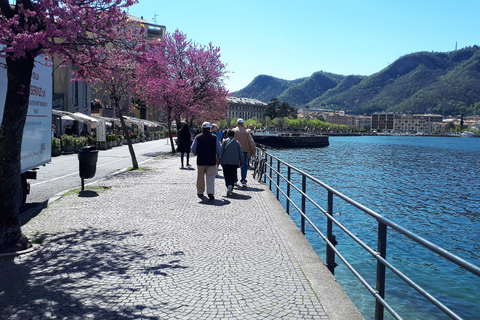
[233,126,256,154]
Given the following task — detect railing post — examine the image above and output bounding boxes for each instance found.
[262,150,267,183]
[326,190,338,274]
[286,166,291,214]
[276,160,281,200]
[375,222,387,320]
[269,156,273,190]
[301,175,306,234]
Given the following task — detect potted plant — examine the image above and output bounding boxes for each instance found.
[106,134,115,148]
[52,137,62,156]
[73,136,87,152]
[86,135,96,147]
[117,134,125,145]
[61,134,74,152]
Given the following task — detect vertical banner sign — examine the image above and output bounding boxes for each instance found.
[21,56,53,171]
[0,51,53,172]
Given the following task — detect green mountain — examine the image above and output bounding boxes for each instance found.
[233,46,480,116]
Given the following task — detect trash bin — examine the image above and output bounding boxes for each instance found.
[78,146,98,179]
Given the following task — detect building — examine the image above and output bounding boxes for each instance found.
[227,97,268,123]
[323,112,348,126]
[371,112,395,131]
[371,112,443,133]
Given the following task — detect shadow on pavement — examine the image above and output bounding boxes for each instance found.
[78,190,99,198]
[0,228,187,319]
[20,200,49,226]
[198,198,231,206]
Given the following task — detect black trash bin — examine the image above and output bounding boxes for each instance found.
[78,146,98,179]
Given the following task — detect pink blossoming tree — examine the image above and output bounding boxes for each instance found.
[136,30,229,152]
[0,0,137,253]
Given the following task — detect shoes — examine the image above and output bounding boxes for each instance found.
[208,193,215,200]
[197,193,204,198]
[227,185,233,196]
[241,180,247,188]
[181,164,184,168]
[187,163,191,167]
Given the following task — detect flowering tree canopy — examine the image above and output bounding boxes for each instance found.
[0,0,137,253]
[136,30,229,151]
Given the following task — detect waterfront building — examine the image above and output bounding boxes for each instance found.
[371,112,443,134]
[227,97,268,123]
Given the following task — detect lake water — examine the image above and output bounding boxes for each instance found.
[268,136,480,320]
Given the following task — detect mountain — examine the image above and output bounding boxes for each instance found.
[232,46,480,116]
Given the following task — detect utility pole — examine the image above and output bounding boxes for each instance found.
[153,13,158,24]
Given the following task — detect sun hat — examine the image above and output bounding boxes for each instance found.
[202,122,211,129]
[237,118,244,124]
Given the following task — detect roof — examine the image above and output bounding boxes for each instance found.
[227,97,267,106]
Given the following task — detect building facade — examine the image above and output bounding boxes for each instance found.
[227,97,268,123]
[371,112,443,133]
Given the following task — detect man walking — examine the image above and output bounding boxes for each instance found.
[233,118,256,188]
[191,122,221,200]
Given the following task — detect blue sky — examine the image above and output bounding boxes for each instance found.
[127,0,480,92]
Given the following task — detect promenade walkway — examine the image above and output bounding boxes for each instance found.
[0,140,363,319]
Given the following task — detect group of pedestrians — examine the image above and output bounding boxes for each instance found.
[177,119,256,200]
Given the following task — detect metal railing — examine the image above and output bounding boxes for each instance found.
[252,146,480,320]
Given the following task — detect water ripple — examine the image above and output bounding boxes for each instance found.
[271,136,480,319]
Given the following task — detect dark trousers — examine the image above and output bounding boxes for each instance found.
[181,151,190,165]
[221,164,238,188]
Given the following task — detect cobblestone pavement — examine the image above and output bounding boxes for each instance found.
[0,148,363,319]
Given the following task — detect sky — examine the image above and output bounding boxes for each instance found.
[127,0,480,93]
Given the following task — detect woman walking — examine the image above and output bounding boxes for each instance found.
[177,122,192,168]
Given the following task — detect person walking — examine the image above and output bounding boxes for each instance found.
[211,123,223,176]
[233,118,256,188]
[220,129,244,196]
[191,122,221,200]
[177,122,192,168]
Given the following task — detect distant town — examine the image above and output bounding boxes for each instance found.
[227,97,480,135]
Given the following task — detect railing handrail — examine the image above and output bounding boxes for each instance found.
[255,146,480,320]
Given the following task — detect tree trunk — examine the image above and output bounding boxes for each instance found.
[118,110,138,169]
[0,56,35,253]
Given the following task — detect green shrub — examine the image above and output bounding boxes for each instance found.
[107,134,116,142]
[52,137,61,150]
[61,134,74,146]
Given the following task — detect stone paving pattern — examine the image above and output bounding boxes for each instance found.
[0,143,363,320]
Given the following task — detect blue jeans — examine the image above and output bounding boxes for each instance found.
[240,152,249,183]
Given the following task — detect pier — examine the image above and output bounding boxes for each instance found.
[0,140,363,319]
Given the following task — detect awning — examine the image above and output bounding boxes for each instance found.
[71,112,98,125]
[122,116,160,128]
[61,115,75,121]
[52,110,97,124]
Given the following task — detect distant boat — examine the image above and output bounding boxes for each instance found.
[415,132,426,136]
[252,133,329,148]
[460,131,476,137]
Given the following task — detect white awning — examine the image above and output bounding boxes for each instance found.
[53,110,97,124]
[71,112,98,125]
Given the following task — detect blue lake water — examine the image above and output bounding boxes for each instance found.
[268,136,480,320]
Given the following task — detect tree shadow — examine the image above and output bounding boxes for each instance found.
[20,200,49,226]
[0,227,188,319]
[141,151,169,158]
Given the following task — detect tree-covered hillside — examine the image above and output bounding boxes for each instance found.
[233,46,480,116]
